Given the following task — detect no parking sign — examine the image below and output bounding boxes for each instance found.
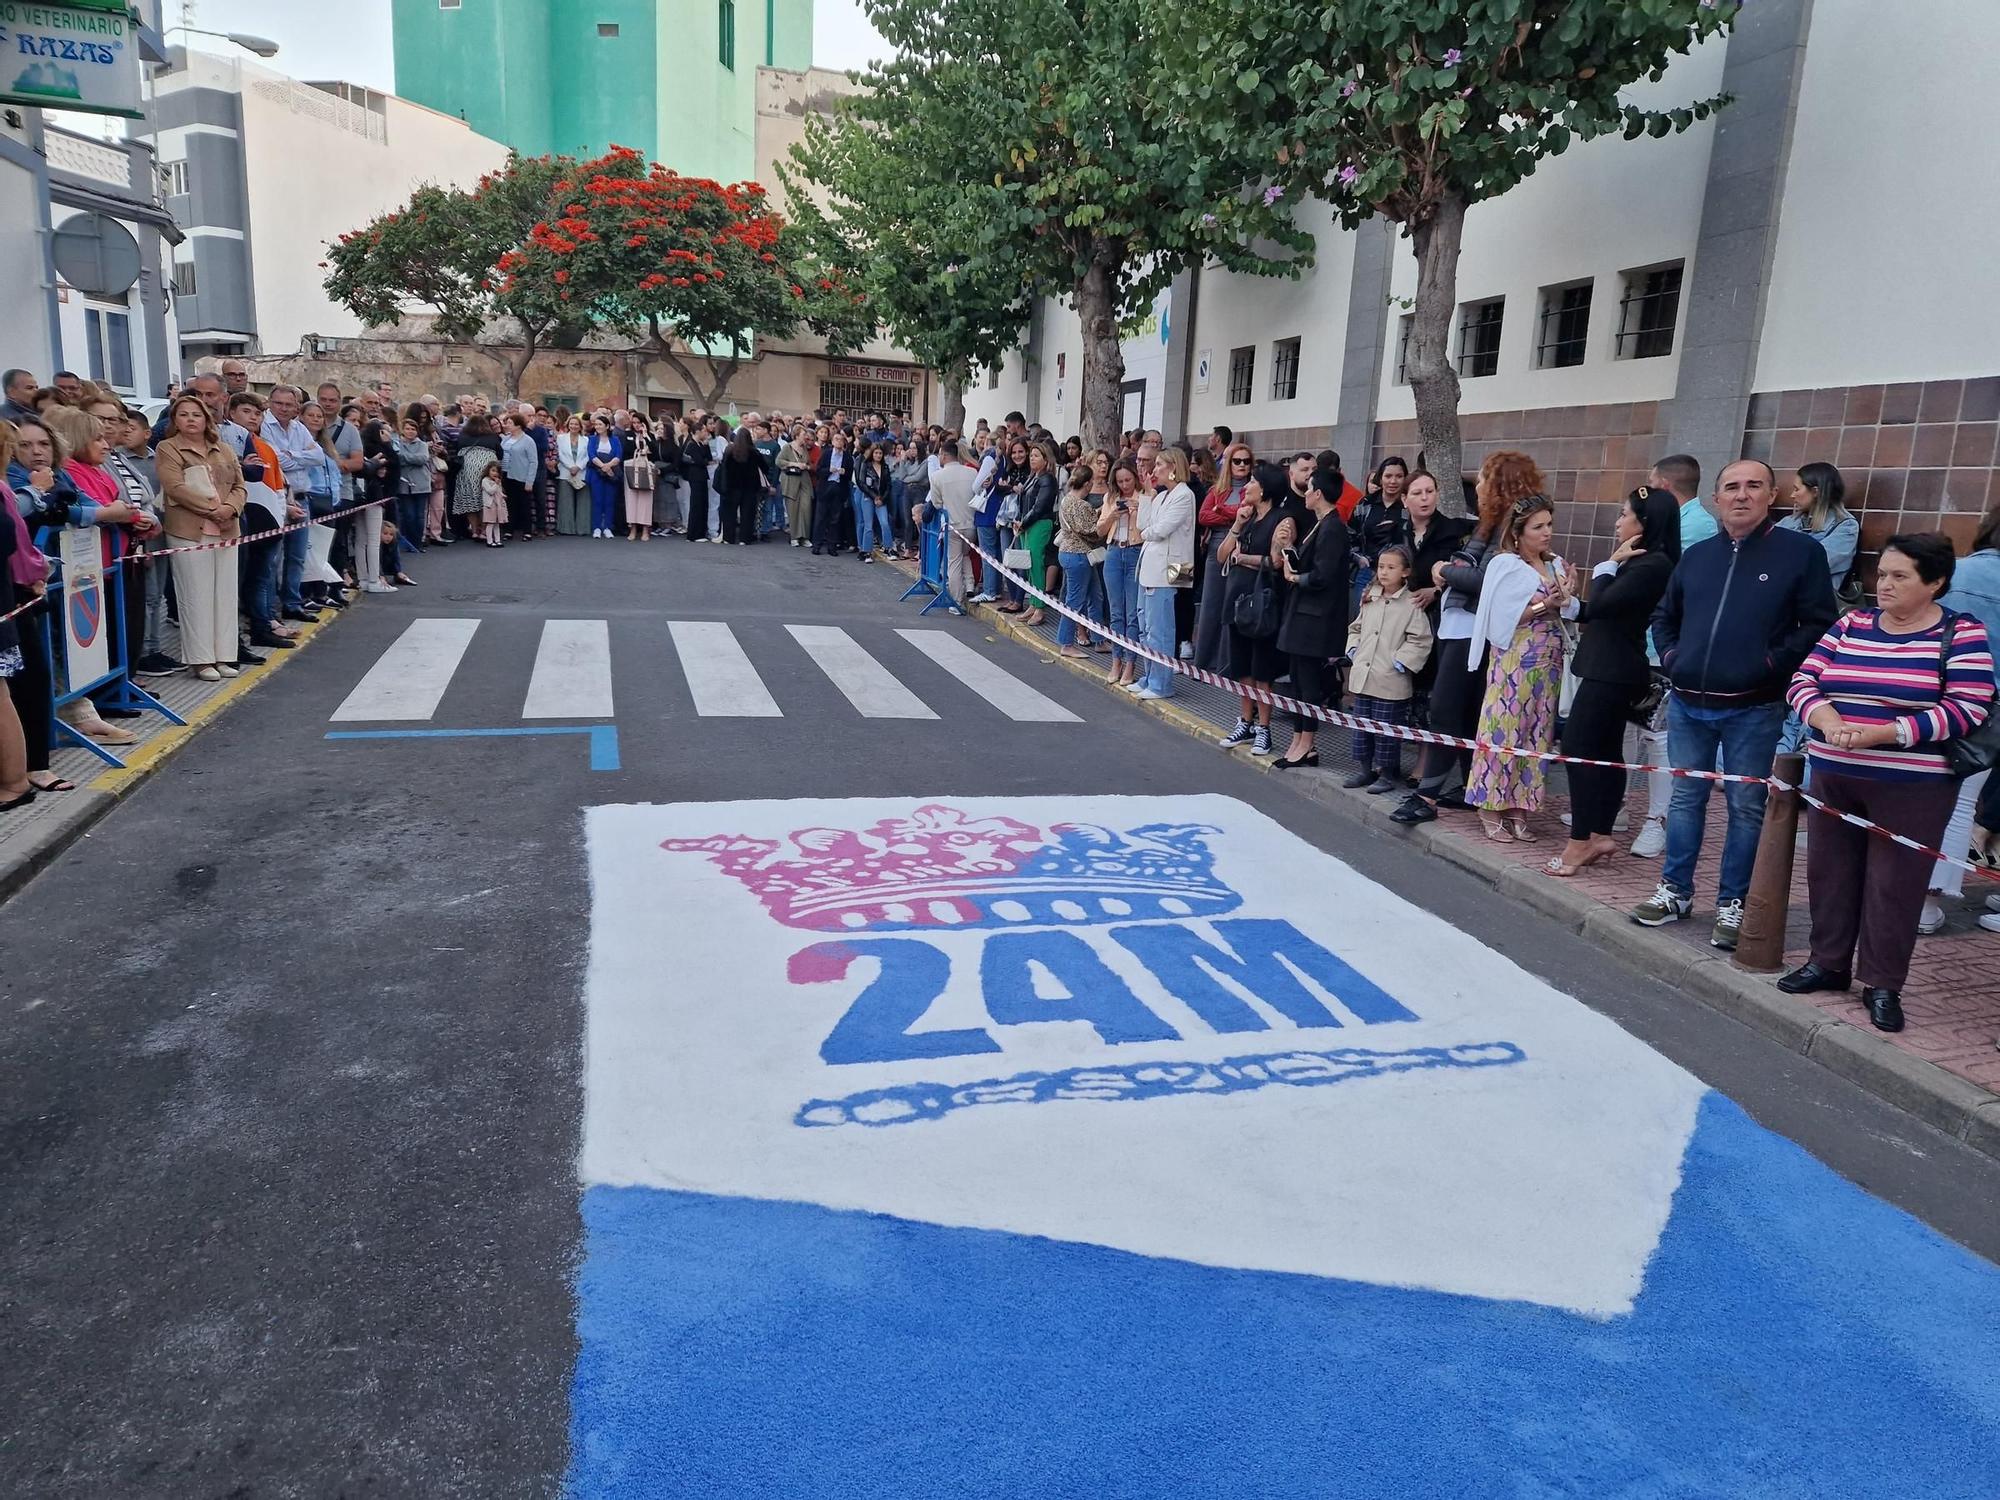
[58,527,110,687]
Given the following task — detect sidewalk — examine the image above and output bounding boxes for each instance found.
[920,566,2000,1160]
[0,605,342,904]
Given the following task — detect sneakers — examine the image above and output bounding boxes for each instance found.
[1341,770,1376,790]
[1250,726,1273,757]
[1711,898,1745,950]
[1219,719,1255,749]
[362,581,397,594]
[1631,883,1693,927]
[1629,815,1667,859]
[1133,687,1173,701]
[1178,642,1194,661]
[1918,899,1946,935]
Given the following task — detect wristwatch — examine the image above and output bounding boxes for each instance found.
[1894,719,1914,749]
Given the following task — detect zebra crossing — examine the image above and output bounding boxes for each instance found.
[328,618,1082,725]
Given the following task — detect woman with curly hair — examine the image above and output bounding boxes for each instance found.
[1391,450,1545,826]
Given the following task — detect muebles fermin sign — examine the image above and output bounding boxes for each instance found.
[0,0,141,119]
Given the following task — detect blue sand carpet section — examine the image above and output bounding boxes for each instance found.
[567,1094,2000,1498]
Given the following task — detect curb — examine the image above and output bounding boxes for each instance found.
[933,573,2000,1163]
[0,608,342,908]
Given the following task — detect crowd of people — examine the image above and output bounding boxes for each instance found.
[917,411,2000,1034]
[6,362,2000,1032]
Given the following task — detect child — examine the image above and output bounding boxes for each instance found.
[479,466,508,548]
[1341,543,1434,794]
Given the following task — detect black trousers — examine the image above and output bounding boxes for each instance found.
[1288,653,1334,734]
[7,603,54,771]
[1561,676,1639,839]
[685,480,710,540]
[720,488,756,544]
[1417,635,1479,793]
[812,485,848,552]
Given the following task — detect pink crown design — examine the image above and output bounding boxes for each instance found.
[661,803,1240,932]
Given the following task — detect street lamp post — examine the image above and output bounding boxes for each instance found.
[165,25,281,58]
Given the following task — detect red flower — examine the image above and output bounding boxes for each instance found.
[693,273,708,283]
[554,269,571,285]
[671,276,690,287]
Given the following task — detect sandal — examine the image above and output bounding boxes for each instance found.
[1542,855,1586,878]
[1507,818,1539,843]
[1479,816,1511,843]
[28,775,75,792]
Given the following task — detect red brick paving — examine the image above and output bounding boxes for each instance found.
[1439,779,2000,1094]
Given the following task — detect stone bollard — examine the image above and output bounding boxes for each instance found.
[1735,751,1806,973]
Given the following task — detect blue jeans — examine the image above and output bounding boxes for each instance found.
[1056,551,1102,646]
[1102,545,1141,666]
[282,505,310,610]
[852,493,878,553]
[397,492,427,553]
[245,533,281,627]
[975,524,1001,596]
[1141,583,1178,696]
[1663,697,1786,903]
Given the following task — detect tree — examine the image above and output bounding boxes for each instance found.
[783,106,1033,434]
[516,146,873,410]
[1159,0,1740,491]
[323,154,571,398]
[823,0,1312,449]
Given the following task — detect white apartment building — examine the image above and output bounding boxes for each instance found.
[139,47,513,367]
[968,0,2000,567]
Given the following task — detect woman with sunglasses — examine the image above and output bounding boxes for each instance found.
[1193,443,1256,671]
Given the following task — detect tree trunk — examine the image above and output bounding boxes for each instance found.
[1074,242,1125,453]
[501,323,543,400]
[1406,190,1467,515]
[938,366,967,434]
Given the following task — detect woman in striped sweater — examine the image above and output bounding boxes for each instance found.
[1781,532,1995,1031]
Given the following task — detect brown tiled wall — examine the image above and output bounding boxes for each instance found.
[1371,401,1670,569]
[1742,376,2000,579]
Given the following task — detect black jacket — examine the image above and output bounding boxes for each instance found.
[1276,510,1352,660]
[1408,514,1472,615]
[1014,471,1057,531]
[1651,516,1837,707]
[812,450,854,498]
[679,438,711,494]
[1573,551,1676,688]
[1436,530,1497,616]
[1348,495,1407,566]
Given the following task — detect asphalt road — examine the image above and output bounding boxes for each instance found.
[4,533,1998,1497]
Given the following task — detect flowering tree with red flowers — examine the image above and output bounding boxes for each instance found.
[323,153,573,398]
[516,147,870,408]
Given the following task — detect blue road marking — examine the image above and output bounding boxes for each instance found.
[325,724,621,771]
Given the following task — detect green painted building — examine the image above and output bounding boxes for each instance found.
[390,0,813,183]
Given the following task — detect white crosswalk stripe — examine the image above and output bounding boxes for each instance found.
[669,620,783,717]
[524,620,614,719]
[786,625,938,719]
[895,628,1082,722]
[330,618,1084,725]
[331,617,480,722]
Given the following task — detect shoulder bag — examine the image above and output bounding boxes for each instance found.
[1231,566,1280,639]
[1934,609,2000,777]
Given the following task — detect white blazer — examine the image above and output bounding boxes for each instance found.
[556,432,589,483]
[1137,483,1196,588]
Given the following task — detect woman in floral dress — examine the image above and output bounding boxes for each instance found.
[1464,493,1575,841]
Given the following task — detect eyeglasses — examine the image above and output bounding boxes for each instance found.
[1230,457,1252,466]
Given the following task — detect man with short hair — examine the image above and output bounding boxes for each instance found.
[261,386,319,621]
[751,419,784,539]
[1,367,37,422]
[374,379,395,413]
[220,359,250,397]
[53,370,84,403]
[1632,459,1838,948]
[1208,425,1232,463]
[925,438,976,612]
[1650,452,1717,550]
[226,392,296,652]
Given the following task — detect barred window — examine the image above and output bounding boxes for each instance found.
[718,0,735,68]
[1456,297,1504,378]
[1226,345,1254,405]
[819,378,914,417]
[1535,281,1592,369]
[1616,263,1682,359]
[1269,337,1300,402]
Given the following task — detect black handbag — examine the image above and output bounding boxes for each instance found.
[1232,568,1280,639]
[1934,609,2000,777]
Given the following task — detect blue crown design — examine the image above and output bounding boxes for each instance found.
[661,804,1242,931]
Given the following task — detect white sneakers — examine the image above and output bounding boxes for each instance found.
[1918,899,1946,936]
[1629,815,1667,858]
[362,581,397,594]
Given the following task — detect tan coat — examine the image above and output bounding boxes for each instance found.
[1344,584,1434,701]
[155,433,246,541]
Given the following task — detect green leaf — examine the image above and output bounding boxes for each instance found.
[1236,68,1261,92]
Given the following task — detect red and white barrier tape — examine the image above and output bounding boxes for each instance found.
[947,521,1999,880]
[0,495,389,626]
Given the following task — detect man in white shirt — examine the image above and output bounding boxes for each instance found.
[259,384,317,621]
[924,439,977,612]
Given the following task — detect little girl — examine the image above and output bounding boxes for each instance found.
[1341,544,1434,794]
[479,466,509,547]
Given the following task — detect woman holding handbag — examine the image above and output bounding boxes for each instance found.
[1054,465,1107,659]
[1215,463,1298,758]
[779,423,814,546]
[1271,468,1352,769]
[1781,533,1995,1031]
[1012,440,1060,624]
[1133,448,1196,701]
[650,418,686,536]
[622,415,658,542]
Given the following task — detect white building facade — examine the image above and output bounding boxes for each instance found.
[968,0,2000,572]
[139,48,513,367]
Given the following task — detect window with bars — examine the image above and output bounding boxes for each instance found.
[1394,314,1413,385]
[171,259,197,297]
[1269,337,1300,401]
[1226,345,1254,405]
[1534,281,1592,369]
[718,0,735,68]
[1615,263,1682,359]
[1455,297,1504,378]
[819,378,914,417]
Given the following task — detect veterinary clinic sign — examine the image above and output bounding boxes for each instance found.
[0,0,142,120]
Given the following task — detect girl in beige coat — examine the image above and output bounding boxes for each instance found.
[1341,545,1434,793]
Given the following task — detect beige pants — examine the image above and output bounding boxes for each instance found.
[170,543,239,666]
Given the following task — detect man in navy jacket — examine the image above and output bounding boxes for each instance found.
[1633,458,1838,949]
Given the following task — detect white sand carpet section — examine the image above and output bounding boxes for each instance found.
[580,795,1704,1317]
